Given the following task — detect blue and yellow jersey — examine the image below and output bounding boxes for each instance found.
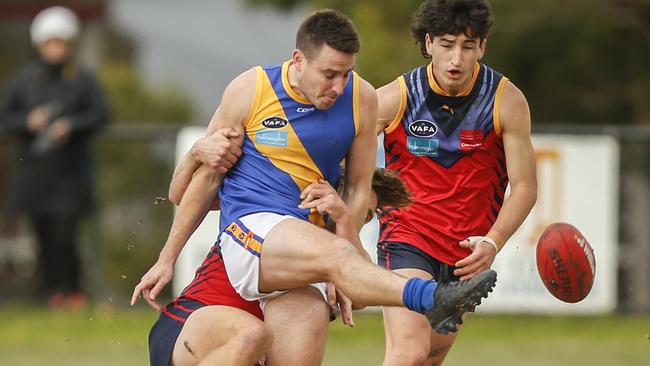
[219,61,360,230]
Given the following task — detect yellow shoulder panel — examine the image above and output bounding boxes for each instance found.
[384,76,407,134]
[493,77,509,137]
[352,72,360,136]
[243,66,265,129]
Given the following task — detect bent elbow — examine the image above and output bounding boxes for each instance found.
[168,186,182,205]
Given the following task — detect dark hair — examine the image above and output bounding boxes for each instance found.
[411,0,492,58]
[372,168,412,211]
[296,9,360,59]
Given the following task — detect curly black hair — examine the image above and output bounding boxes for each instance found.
[411,0,492,58]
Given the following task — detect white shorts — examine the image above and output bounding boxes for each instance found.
[219,212,328,308]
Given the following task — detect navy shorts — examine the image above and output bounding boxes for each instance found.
[148,299,205,366]
[377,242,460,282]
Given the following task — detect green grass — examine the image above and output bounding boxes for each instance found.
[1,305,648,365]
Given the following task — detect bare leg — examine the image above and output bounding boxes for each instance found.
[171,306,272,366]
[259,219,407,306]
[382,269,458,366]
[264,286,330,366]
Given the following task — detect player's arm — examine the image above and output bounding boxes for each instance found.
[489,82,538,247]
[455,81,538,280]
[131,69,256,309]
[168,127,243,208]
[375,78,404,135]
[340,78,378,257]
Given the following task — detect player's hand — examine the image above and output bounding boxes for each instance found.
[327,282,355,327]
[454,238,497,281]
[191,127,243,174]
[298,179,351,223]
[130,260,174,311]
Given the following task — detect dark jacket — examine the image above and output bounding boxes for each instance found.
[0,59,109,216]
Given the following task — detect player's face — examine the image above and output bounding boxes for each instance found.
[426,33,486,95]
[293,44,355,110]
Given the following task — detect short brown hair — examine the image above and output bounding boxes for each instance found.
[411,0,493,58]
[372,168,412,211]
[296,9,360,59]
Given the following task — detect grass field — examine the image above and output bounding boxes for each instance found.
[1,305,648,365]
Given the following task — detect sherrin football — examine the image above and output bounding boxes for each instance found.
[536,222,596,303]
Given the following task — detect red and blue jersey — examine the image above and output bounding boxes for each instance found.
[379,63,509,265]
[171,243,263,320]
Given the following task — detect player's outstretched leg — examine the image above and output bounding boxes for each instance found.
[424,269,497,334]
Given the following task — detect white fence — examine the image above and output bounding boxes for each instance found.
[174,128,619,314]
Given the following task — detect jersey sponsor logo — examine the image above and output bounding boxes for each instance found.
[408,120,438,138]
[256,131,288,147]
[261,116,288,129]
[296,107,315,113]
[459,129,484,152]
[407,136,439,157]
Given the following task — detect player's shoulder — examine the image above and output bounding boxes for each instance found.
[501,78,526,102]
[221,67,260,109]
[375,77,404,131]
[500,80,528,114]
[214,67,261,128]
[356,75,378,109]
[377,78,403,105]
[498,79,531,132]
[225,67,259,95]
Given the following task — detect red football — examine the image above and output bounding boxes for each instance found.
[536,222,596,303]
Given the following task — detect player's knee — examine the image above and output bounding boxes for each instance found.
[324,238,358,271]
[330,238,358,257]
[235,321,273,354]
[386,346,429,366]
[425,343,453,366]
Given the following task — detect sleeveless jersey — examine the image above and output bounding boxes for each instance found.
[379,62,509,265]
[219,61,360,230]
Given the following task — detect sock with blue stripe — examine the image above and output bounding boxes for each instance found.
[402,277,437,313]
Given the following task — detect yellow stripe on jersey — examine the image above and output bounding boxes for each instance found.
[493,77,509,136]
[384,76,407,134]
[244,65,326,227]
[352,73,360,136]
[281,61,311,104]
[245,67,265,123]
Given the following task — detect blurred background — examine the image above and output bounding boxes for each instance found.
[0,0,649,365]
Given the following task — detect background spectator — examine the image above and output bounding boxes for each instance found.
[0,6,109,309]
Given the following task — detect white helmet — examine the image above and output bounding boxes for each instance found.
[30,6,80,45]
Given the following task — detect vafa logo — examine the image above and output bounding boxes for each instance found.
[261,117,288,128]
[408,120,438,138]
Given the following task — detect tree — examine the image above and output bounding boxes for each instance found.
[245,0,650,125]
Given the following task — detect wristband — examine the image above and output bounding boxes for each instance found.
[466,236,499,253]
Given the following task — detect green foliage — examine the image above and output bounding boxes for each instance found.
[100,63,194,124]
[246,0,650,125]
[486,0,650,124]
[92,139,175,300]
[91,62,193,298]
